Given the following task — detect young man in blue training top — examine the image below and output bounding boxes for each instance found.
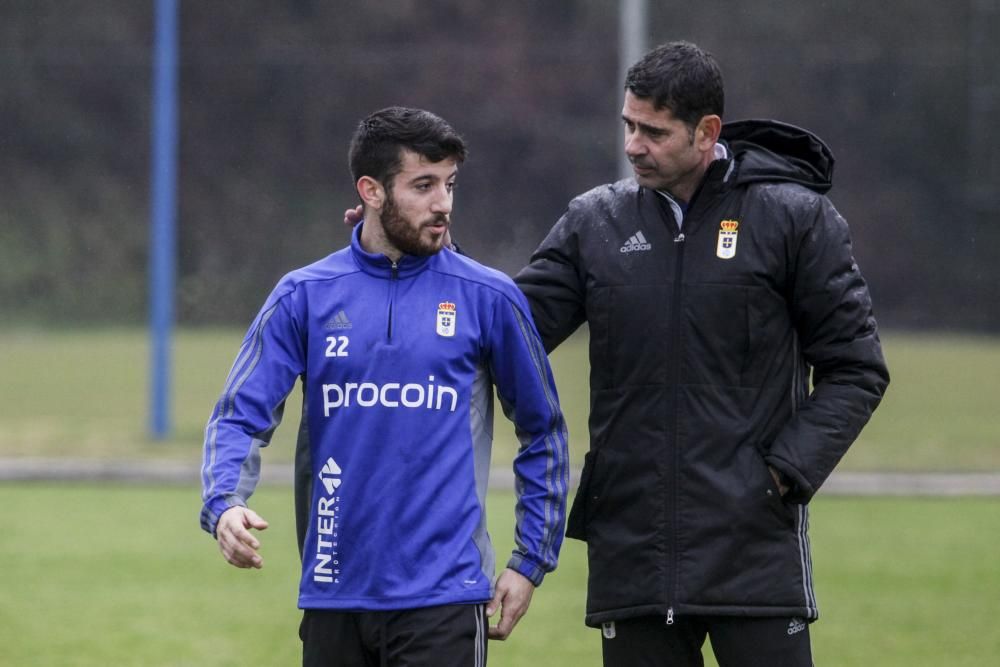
[200,106,569,666]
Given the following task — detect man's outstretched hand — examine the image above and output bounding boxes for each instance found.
[215,506,269,569]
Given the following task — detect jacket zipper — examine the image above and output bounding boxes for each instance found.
[668,230,685,622]
[386,261,399,341]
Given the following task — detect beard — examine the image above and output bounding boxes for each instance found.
[381,194,449,257]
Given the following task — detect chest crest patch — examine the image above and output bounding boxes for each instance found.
[436,301,456,337]
[716,219,740,259]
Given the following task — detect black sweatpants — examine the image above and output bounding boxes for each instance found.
[300,604,487,667]
[600,614,814,667]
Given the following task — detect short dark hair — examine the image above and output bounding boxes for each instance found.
[348,107,468,189]
[624,41,725,129]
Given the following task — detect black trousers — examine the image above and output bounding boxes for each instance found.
[600,614,814,667]
[300,604,487,667]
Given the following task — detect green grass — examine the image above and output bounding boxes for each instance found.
[837,332,1000,470]
[1,327,998,471]
[0,484,592,666]
[0,327,240,459]
[2,327,999,664]
[0,484,997,666]
[808,497,1000,665]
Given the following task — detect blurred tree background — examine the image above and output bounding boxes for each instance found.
[2,0,998,330]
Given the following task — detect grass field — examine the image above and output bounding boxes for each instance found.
[1,328,999,664]
[0,484,997,666]
[1,327,999,470]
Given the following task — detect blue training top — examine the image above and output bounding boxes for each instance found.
[200,223,569,610]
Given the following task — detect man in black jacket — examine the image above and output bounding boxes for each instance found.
[515,41,889,666]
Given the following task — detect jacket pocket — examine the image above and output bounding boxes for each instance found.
[753,446,797,526]
[566,450,598,540]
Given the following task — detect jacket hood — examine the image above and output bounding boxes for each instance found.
[720,119,834,194]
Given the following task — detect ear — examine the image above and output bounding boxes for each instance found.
[695,115,722,151]
[356,176,385,210]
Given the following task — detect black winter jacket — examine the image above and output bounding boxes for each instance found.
[515,119,890,627]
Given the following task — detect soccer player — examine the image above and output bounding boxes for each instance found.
[200,106,569,666]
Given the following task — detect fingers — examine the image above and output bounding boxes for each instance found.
[486,588,503,626]
[768,466,790,497]
[487,594,526,640]
[488,610,517,640]
[486,569,535,641]
[343,205,364,227]
[216,507,268,569]
[242,508,270,531]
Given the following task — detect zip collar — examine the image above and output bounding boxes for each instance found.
[349,222,433,279]
[651,143,733,229]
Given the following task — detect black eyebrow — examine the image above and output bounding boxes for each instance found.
[622,115,669,135]
[407,169,458,185]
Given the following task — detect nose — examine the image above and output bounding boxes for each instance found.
[430,185,453,215]
[624,129,645,159]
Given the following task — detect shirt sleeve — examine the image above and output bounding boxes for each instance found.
[487,286,570,586]
[199,287,305,535]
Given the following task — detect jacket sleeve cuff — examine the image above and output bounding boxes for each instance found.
[200,495,247,537]
[506,553,545,587]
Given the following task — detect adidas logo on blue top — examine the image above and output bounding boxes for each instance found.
[325,310,352,330]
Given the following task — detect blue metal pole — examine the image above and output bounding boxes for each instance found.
[149,0,178,439]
